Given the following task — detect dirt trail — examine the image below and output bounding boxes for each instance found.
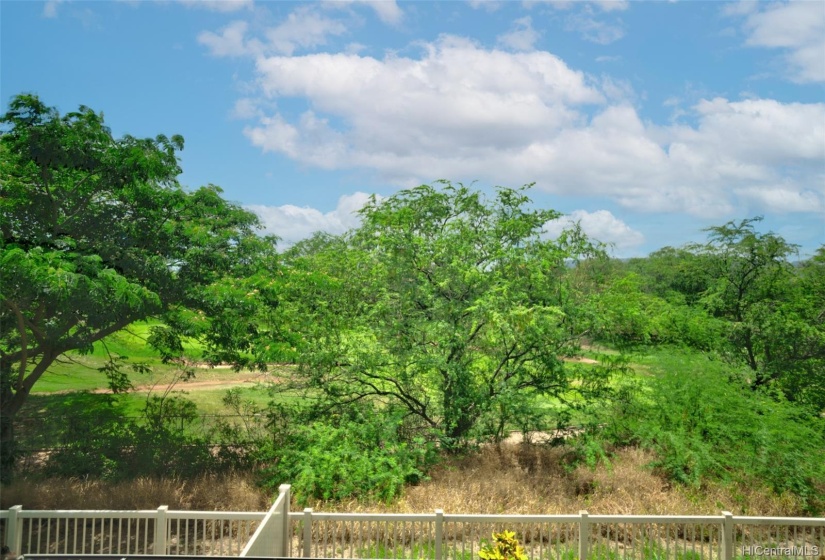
[50,371,276,395]
[56,356,598,395]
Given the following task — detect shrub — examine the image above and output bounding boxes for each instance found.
[37,393,244,480]
[582,351,825,514]
[256,403,435,505]
[479,531,528,560]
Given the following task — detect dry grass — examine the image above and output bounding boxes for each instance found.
[0,471,271,511]
[1,445,805,516]
[305,445,805,517]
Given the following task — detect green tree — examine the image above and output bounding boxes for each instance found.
[692,218,796,373]
[681,218,824,410]
[0,94,280,478]
[283,182,609,448]
[754,246,825,410]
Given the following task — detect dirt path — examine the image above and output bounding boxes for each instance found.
[58,371,277,395]
[56,356,599,395]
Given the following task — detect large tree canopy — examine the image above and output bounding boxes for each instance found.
[280,182,610,448]
[0,94,280,476]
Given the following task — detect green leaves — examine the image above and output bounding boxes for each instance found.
[284,181,603,448]
[257,405,431,505]
[0,94,280,479]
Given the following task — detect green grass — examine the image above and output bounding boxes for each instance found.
[34,322,175,392]
[357,541,437,559]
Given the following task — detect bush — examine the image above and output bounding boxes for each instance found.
[584,351,825,514]
[37,393,244,480]
[479,531,528,560]
[256,403,435,505]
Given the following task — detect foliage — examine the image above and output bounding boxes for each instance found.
[0,94,281,480]
[588,272,726,351]
[279,182,611,449]
[256,403,434,505]
[588,350,825,514]
[689,221,824,410]
[479,531,528,560]
[37,393,244,480]
[607,219,824,411]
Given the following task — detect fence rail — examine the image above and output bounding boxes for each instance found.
[2,505,265,557]
[286,510,824,560]
[4,486,824,559]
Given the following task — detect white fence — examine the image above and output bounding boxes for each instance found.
[0,505,265,556]
[3,485,823,559]
[290,509,824,560]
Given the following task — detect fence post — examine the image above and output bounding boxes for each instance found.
[579,510,590,560]
[303,509,312,558]
[6,506,22,555]
[154,506,168,555]
[278,485,291,558]
[721,511,733,560]
[435,509,444,560]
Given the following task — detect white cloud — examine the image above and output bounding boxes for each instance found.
[198,7,349,58]
[565,9,625,44]
[266,6,348,56]
[544,209,644,250]
[591,0,629,12]
[523,0,628,12]
[198,20,253,57]
[362,0,403,25]
[231,34,823,220]
[321,0,403,25]
[721,1,759,17]
[734,186,823,213]
[178,0,253,12]
[468,0,505,12]
[43,0,65,18]
[248,192,376,246]
[683,98,825,164]
[524,2,627,44]
[497,16,541,52]
[731,1,825,83]
[231,97,262,119]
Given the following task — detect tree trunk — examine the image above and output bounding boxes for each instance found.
[0,356,17,483]
[0,411,15,484]
[0,352,57,483]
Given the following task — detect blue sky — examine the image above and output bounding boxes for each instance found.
[2,0,824,257]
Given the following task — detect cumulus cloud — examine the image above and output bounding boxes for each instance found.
[734,186,823,214]
[220,32,823,219]
[497,16,541,52]
[248,35,603,162]
[729,1,825,83]
[248,192,376,246]
[544,209,644,250]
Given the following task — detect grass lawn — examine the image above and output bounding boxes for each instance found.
[24,325,732,443]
